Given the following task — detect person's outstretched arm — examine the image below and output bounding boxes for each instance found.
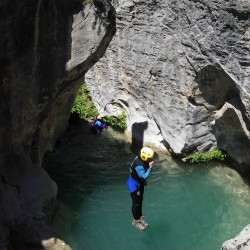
[135,166,151,179]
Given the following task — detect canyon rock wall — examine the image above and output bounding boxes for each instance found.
[86,0,250,173]
[0,0,249,248]
[0,0,115,248]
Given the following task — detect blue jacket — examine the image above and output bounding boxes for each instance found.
[127,156,151,193]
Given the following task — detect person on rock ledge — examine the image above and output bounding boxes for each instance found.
[127,147,154,231]
[91,115,106,134]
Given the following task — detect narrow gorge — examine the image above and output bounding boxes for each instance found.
[0,0,249,249]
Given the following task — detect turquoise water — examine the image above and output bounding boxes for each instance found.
[44,120,250,250]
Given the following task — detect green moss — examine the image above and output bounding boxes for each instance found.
[83,0,102,4]
[168,148,177,157]
[103,104,127,131]
[71,83,98,120]
[188,149,226,163]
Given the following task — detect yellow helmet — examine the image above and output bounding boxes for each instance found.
[140,147,154,161]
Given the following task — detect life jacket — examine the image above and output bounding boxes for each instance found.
[130,156,149,184]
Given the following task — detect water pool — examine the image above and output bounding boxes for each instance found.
[44,120,250,250]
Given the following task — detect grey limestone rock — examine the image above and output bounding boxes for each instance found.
[221,224,250,250]
[86,0,250,170]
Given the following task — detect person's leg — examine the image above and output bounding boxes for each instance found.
[131,190,141,220]
[130,194,144,231]
[138,185,144,218]
[131,187,146,231]
[137,186,149,228]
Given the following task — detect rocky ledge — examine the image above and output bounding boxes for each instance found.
[221,224,250,250]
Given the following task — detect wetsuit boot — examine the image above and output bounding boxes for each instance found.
[132,219,146,231]
[140,216,149,228]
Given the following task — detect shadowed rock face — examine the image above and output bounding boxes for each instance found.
[0,0,115,248]
[86,0,250,172]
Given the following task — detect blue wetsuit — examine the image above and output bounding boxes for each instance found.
[91,120,106,134]
[127,164,151,193]
[127,156,151,220]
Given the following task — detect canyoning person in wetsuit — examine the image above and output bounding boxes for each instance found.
[127,147,154,231]
[91,115,106,134]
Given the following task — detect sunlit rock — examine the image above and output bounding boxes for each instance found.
[221,224,250,250]
[41,237,72,250]
[86,0,250,170]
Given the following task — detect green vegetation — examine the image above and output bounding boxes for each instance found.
[188,149,226,163]
[83,0,102,4]
[71,83,127,131]
[103,104,127,131]
[71,83,98,120]
[168,147,177,157]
